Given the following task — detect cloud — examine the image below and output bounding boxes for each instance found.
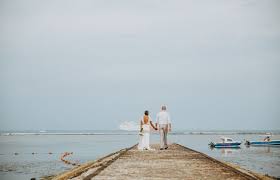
[119,121,139,131]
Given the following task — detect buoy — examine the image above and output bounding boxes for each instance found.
[60,151,79,166]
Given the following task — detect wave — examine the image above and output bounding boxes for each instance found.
[176,131,280,135]
[0,132,139,136]
[1,130,279,136]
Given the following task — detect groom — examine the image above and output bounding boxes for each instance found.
[155,105,172,150]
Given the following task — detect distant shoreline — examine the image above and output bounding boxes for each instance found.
[1,130,280,136]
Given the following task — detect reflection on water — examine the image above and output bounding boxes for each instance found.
[0,133,280,180]
[210,146,275,159]
[210,147,241,157]
[206,145,280,177]
[246,146,272,153]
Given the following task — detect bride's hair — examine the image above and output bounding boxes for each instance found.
[144,110,149,116]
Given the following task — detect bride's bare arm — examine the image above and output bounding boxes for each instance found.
[150,121,157,130]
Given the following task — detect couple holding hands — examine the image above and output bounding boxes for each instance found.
[138,105,172,151]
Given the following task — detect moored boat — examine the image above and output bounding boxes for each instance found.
[209,137,241,148]
[245,135,280,146]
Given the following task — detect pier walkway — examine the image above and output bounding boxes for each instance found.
[51,144,272,180]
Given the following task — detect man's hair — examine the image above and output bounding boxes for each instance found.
[144,110,149,116]
[161,105,167,111]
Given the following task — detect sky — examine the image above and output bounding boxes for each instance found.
[0,0,280,131]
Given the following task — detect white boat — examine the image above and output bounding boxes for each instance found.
[209,137,241,148]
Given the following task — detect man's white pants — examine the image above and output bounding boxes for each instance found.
[159,124,168,149]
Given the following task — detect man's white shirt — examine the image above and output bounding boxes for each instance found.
[156,111,171,125]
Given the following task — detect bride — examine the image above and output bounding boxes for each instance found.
[138,110,157,150]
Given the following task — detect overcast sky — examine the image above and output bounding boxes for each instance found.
[0,0,279,131]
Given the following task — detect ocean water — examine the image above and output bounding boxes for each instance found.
[0,130,279,180]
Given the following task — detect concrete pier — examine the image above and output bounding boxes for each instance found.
[49,144,273,180]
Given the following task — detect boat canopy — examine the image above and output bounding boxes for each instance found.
[220,137,233,143]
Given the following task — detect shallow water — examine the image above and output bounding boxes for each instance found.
[0,132,279,180]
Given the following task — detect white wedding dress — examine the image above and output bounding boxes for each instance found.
[138,116,153,150]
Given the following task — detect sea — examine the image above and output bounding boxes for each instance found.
[0,130,279,180]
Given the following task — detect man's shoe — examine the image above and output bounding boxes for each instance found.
[160,148,164,150]
[165,146,168,149]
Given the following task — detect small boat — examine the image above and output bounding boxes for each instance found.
[209,137,241,148]
[245,135,280,146]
